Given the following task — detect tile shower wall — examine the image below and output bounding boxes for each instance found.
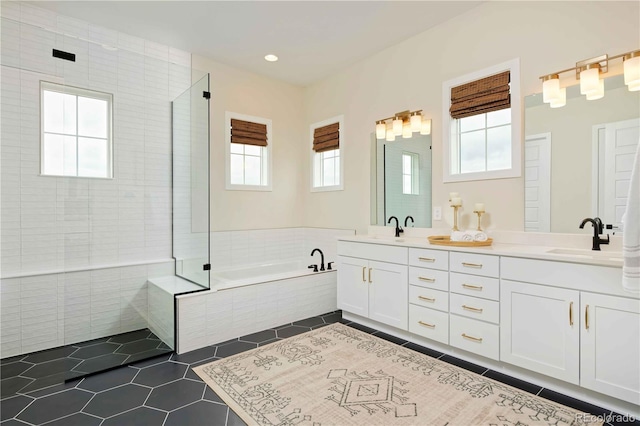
[209,227,354,269]
[0,3,191,357]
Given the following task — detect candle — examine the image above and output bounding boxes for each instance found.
[451,197,462,207]
[475,203,485,212]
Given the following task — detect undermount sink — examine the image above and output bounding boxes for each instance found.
[546,248,623,261]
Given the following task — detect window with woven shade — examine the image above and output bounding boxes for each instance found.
[311,116,344,191]
[442,59,521,182]
[226,112,272,190]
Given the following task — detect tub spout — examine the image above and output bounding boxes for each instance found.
[311,248,325,271]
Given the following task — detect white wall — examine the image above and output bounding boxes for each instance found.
[191,55,306,231]
[302,1,640,234]
[0,2,190,356]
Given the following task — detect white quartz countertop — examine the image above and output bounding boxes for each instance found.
[337,234,623,268]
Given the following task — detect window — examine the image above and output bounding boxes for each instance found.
[402,152,419,195]
[40,81,112,178]
[442,59,521,182]
[311,115,344,191]
[225,112,272,191]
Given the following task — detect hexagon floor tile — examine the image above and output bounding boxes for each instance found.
[0,310,616,426]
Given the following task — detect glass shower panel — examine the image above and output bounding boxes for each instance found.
[172,74,210,288]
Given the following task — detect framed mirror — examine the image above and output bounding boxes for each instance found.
[524,74,639,233]
[370,133,433,228]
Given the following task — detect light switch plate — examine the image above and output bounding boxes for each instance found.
[433,206,442,220]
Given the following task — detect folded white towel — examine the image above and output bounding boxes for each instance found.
[622,144,640,293]
[450,231,467,242]
[471,231,488,242]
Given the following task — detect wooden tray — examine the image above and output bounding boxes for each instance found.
[428,235,493,247]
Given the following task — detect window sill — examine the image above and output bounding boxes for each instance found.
[311,184,343,193]
[443,168,520,183]
[39,174,114,180]
[225,183,272,192]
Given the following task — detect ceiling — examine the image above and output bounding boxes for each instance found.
[29,1,481,87]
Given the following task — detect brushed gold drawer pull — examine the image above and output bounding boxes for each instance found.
[462,262,482,268]
[462,283,483,290]
[368,268,372,283]
[418,296,435,302]
[569,301,574,326]
[418,321,435,329]
[362,266,366,282]
[462,305,483,313]
[419,276,436,283]
[585,304,589,330]
[462,333,483,343]
[418,257,436,263]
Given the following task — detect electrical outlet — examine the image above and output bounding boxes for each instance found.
[433,206,442,221]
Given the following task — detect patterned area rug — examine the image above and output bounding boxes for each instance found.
[193,323,602,426]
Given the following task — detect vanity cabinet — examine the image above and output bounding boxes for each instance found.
[581,292,640,404]
[337,242,408,330]
[500,280,580,384]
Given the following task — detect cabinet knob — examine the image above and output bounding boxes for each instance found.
[418,276,435,283]
[462,262,483,268]
[418,321,435,329]
[462,333,483,343]
[462,283,483,290]
[418,295,435,302]
[462,304,483,313]
[418,257,436,263]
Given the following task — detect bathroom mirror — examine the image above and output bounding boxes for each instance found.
[370,133,433,228]
[524,74,639,233]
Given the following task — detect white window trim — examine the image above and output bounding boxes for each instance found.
[310,115,344,192]
[40,81,114,179]
[442,58,521,183]
[225,111,273,191]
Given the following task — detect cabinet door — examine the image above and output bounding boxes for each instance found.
[368,260,408,330]
[581,292,640,405]
[500,280,580,384]
[337,256,369,317]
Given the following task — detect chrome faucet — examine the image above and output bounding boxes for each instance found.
[579,217,610,251]
[387,216,403,237]
[404,215,414,228]
[310,248,325,271]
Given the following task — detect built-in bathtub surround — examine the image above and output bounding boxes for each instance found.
[0,2,192,357]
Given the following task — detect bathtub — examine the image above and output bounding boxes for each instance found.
[175,259,337,354]
[210,260,318,289]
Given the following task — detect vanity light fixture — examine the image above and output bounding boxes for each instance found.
[539,49,640,107]
[375,110,430,139]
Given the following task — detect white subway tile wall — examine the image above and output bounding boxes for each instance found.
[210,227,354,269]
[0,3,191,357]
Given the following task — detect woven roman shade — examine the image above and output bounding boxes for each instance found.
[313,122,339,152]
[450,71,510,119]
[230,119,267,147]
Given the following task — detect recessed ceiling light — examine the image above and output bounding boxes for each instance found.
[264,54,278,62]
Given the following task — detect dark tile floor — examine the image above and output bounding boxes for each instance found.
[0,329,172,400]
[0,312,637,426]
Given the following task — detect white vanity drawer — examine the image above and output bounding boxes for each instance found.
[409,248,448,271]
[450,252,499,278]
[409,267,449,291]
[449,293,499,324]
[337,241,407,264]
[450,272,499,301]
[409,286,448,312]
[450,315,499,360]
[409,304,449,344]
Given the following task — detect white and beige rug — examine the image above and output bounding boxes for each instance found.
[193,323,602,426]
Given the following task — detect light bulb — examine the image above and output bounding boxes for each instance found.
[542,75,560,104]
[375,121,386,139]
[585,79,604,100]
[580,66,600,95]
[420,118,431,135]
[410,113,422,132]
[624,52,640,88]
[392,117,403,136]
[402,122,412,139]
[549,88,566,108]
